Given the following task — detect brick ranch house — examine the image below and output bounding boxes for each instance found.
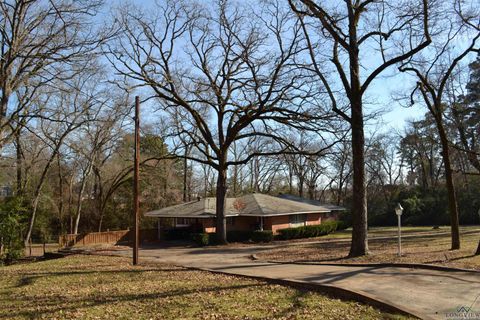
[145,193,345,234]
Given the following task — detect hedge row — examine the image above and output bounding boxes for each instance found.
[191,233,209,246]
[191,230,273,246]
[251,230,274,243]
[226,230,252,242]
[277,221,342,240]
[180,220,348,245]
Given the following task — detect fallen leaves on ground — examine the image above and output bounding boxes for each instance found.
[258,230,480,270]
[0,255,409,320]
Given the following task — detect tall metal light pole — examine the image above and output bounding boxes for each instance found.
[133,96,140,265]
[395,203,404,257]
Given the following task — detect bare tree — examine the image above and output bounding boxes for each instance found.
[289,0,432,256]
[110,0,338,243]
[0,0,110,148]
[282,132,326,199]
[398,2,479,249]
[24,79,96,245]
[70,116,114,234]
[400,118,443,189]
[324,139,352,206]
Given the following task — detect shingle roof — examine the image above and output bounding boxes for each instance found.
[238,193,331,216]
[145,197,240,219]
[145,193,344,218]
[276,194,346,211]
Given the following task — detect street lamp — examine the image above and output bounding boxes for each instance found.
[395,203,404,257]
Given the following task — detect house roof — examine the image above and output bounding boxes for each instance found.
[276,194,346,211]
[145,193,344,219]
[144,197,240,219]
[238,193,332,216]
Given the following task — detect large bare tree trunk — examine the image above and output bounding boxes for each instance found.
[348,7,369,255]
[215,166,228,244]
[349,98,369,257]
[436,119,460,249]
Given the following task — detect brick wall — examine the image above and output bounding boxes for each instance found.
[306,213,322,226]
[228,216,257,232]
[269,212,338,234]
[267,215,290,234]
[184,212,339,234]
[201,216,258,233]
[202,219,216,233]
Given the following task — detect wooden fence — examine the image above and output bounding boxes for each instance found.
[24,243,60,257]
[59,229,160,248]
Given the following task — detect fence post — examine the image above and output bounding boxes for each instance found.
[43,242,46,256]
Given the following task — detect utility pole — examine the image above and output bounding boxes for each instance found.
[133,96,140,265]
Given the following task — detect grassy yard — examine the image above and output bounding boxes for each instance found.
[0,255,410,320]
[304,226,480,240]
[258,227,480,270]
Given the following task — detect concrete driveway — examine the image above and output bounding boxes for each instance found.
[102,242,480,320]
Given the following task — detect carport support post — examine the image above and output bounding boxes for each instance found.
[260,217,263,231]
[133,96,140,265]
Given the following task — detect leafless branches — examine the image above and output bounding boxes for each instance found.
[109,0,340,242]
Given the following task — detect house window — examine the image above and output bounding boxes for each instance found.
[289,214,307,227]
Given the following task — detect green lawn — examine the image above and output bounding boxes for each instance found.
[0,255,410,320]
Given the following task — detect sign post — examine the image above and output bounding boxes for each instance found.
[395,203,404,257]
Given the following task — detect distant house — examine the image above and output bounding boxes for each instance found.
[145,193,345,234]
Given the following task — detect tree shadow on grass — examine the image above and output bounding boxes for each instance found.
[299,265,480,285]
[13,268,191,288]
[3,282,266,319]
[270,289,309,319]
[426,254,478,264]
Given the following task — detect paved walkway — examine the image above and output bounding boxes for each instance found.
[100,243,480,320]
